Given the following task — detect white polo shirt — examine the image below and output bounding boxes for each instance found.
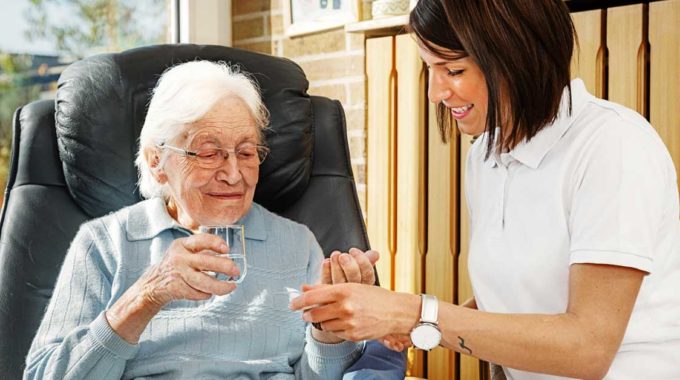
[465,79,680,380]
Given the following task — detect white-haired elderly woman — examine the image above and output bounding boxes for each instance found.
[24,61,388,379]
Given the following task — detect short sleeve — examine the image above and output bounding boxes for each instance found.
[568,121,671,273]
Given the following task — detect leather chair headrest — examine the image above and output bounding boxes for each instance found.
[55,44,313,217]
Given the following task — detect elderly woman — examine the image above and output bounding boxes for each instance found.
[24,61,386,379]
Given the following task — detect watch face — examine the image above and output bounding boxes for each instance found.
[410,323,441,351]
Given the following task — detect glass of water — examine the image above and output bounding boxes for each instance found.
[198,225,247,283]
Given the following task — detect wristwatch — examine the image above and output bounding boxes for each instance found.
[410,294,441,351]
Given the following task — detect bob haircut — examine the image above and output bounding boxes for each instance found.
[408,0,575,156]
[135,60,269,200]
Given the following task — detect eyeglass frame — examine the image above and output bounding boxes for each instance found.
[156,142,270,169]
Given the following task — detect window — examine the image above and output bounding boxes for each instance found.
[0,0,174,195]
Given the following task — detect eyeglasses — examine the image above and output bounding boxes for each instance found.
[157,143,270,169]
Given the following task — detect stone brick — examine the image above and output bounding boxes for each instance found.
[352,163,366,187]
[234,41,273,55]
[272,38,283,56]
[349,133,366,160]
[233,0,271,16]
[348,81,366,106]
[308,84,346,104]
[297,55,364,82]
[270,0,282,11]
[282,29,346,57]
[233,18,266,41]
[347,33,365,51]
[345,108,366,133]
[270,14,284,36]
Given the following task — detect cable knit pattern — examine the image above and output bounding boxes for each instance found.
[24,198,364,380]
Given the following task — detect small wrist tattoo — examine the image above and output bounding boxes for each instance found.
[458,336,472,355]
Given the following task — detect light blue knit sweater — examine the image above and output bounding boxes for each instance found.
[24,198,365,379]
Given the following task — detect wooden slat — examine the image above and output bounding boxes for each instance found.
[395,33,428,377]
[458,133,480,380]
[650,0,680,186]
[608,4,644,110]
[425,101,457,379]
[571,10,603,94]
[366,36,395,290]
[636,4,650,119]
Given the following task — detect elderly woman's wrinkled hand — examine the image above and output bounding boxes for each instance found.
[140,233,240,308]
[321,248,379,286]
[310,248,379,343]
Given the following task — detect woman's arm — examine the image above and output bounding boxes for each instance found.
[435,264,643,379]
[24,225,135,380]
[298,234,365,379]
[292,263,643,380]
[25,229,239,379]
[105,234,237,343]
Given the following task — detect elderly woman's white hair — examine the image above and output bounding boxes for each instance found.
[135,60,269,199]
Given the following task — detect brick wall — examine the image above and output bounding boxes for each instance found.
[232,0,367,219]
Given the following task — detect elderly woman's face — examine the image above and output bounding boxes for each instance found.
[162,96,260,229]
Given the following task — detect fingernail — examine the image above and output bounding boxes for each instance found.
[340,254,350,264]
[220,243,228,252]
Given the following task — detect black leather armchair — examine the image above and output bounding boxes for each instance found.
[0,44,404,379]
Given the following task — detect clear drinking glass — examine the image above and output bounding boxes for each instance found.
[198,225,247,283]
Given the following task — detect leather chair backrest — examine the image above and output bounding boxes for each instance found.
[0,44,370,379]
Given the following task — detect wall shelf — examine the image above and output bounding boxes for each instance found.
[345,14,409,37]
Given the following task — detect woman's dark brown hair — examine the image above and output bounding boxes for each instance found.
[408,0,575,156]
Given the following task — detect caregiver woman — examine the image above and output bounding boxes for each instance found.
[290,0,680,379]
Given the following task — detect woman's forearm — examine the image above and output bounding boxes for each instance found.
[386,296,613,379]
[435,305,609,379]
[105,282,161,344]
[385,265,641,379]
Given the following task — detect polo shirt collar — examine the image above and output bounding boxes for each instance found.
[508,79,591,169]
[126,197,268,241]
[483,78,591,169]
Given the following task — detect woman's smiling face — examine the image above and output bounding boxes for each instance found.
[419,44,489,137]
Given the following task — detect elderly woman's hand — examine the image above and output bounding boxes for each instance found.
[380,334,413,352]
[106,233,239,343]
[140,234,239,307]
[310,248,379,344]
[321,248,379,285]
[140,233,240,307]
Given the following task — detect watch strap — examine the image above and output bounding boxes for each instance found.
[420,294,438,324]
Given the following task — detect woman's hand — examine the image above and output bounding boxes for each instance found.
[311,248,380,343]
[291,283,420,342]
[380,334,413,352]
[321,248,379,285]
[139,233,240,307]
[106,234,239,343]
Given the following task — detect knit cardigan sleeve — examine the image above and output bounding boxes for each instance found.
[295,228,366,379]
[23,223,139,380]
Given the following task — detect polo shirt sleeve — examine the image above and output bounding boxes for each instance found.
[568,120,670,274]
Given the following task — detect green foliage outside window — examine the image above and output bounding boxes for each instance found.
[0,0,168,200]
[0,54,42,197]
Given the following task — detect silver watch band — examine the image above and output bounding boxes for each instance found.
[420,294,438,324]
